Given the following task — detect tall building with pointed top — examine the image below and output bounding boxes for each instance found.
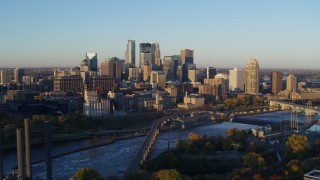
[245,59,260,94]
[125,40,136,67]
[86,53,98,72]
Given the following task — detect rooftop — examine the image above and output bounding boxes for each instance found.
[304,169,320,179]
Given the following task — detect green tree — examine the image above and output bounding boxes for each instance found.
[176,139,190,152]
[243,152,266,169]
[205,142,215,152]
[71,167,100,180]
[152,169,181,180]
[314,138,320,155]
[286,135,309,154]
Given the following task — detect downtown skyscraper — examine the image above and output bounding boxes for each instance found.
[125,40,136,67]
[86,53,98,72]
[139,43,152,67]
[245,59,260,94]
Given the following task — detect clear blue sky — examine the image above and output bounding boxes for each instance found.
[1,0,320,69]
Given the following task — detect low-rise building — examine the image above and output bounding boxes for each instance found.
[178,92,204,109]
[83,90,111,117]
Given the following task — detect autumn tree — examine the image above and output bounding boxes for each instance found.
[71,167,100,180]
[286,135,309,154]
[188,132,200,142]
[243,152,266,169]
[152,169,181,180]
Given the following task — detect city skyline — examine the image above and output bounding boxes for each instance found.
[1,1,320,69]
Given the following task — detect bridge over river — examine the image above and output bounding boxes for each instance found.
[270,100,320,116]
[122,113,211,179]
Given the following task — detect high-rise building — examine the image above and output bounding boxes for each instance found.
[155,58,162,69]
[206,67,216,79]
[199,78,227,101]
[101,57,123,81]
[151,42,160,65]
[245,59,260,94]
[0,69,11,84]
[286,73,297,92]
[125,40,136,67]
[271,71,283,94]
[139,43,152,67]
[163,56,175,81]
[176,66,183,82]
[229,67,246,91]
[143,64,151,81]
[14,68,24,83]
[128,67,141,82]
[140,52,152,68]
[80,59,89,72]
[188,69,198,82]
[180,49,194,82]
[181,49,194,64]
[22,76,37,85]
[86,53,98,72]
[150,71,166,89]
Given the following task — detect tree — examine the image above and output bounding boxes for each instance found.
[226,128,235,136]
[205,142,215,152]
[243,152,266,169]
[253,173,263,180]
[176,139,190,152]
[188,132,200,142]
[71,167,100,180]
[314,138,320,155]
[286,135,309,154]
[152,169,181,180]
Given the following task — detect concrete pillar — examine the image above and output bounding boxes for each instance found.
[16,128,24,180]
[45,121,52,180]
[0,128,3,179]
[24,119,32,178]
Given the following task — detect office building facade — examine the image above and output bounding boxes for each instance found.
[271,71,283,94]
[245,59,260,94]
[86,53,98,72]
[125,40,136,67]
[229,67,246,91]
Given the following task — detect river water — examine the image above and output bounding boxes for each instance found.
[2,110,318,179]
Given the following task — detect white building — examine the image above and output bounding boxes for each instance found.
[229,67,246,91]
[125,40,136,67]
[83,90,110,117]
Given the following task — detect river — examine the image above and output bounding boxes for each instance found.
[2,110,318,179]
